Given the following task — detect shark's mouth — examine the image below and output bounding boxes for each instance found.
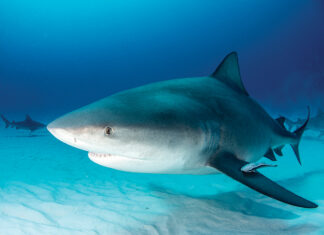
[88,152,146,161]
[88,152,114,159]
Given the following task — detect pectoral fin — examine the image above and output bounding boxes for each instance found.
[208,151,317,208]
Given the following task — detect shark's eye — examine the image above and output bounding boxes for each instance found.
[104,126,112,136]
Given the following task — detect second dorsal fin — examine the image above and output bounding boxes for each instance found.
[25,114,32,121]
[211,52,249,96]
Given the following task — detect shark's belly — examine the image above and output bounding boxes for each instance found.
[88,151,219,174]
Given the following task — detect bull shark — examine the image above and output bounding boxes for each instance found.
[1,114,46,132]
[48,52,317,208]
[281,109,324,138]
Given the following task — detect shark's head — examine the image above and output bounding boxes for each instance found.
[47,90,206,173]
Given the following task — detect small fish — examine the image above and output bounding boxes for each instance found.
[241,162,277,174]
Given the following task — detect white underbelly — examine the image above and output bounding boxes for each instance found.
[88,152,219,175]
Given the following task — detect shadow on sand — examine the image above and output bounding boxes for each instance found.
[149,183,299,220]
[146,172,323,234]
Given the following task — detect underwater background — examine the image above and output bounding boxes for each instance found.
[0,0,324,234]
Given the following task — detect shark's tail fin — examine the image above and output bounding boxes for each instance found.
[1,114,12,128]
[290,107,310,165]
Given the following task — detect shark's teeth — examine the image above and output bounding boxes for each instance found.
[88,152,112,158]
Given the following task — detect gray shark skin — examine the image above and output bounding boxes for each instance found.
[48,52,317,208]
[1,114,46,132]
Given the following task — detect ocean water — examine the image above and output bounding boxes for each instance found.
[1,1,324,234]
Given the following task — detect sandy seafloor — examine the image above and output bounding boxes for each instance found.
[0,123,324,235]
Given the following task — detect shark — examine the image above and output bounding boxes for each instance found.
[1,114,46,132]
[281,109,324,138]
[48,52,317,208]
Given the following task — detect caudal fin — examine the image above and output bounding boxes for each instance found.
[1,114,12,128]
[290,107,310,165]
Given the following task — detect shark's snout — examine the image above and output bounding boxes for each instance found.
[47,117,62,137]
[47,113,104,153]
[47,111,85,146]
[47,120,76,145]
[47,120,55,134]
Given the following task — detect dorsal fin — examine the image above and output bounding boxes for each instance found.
[211,52,249,96]
[25,114,32,121]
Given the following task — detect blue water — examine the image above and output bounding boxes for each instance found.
[1,1,324,234]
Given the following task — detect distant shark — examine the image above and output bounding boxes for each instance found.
[282,109,324,138]
[1,114,46,132]
[48,52,317,208]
